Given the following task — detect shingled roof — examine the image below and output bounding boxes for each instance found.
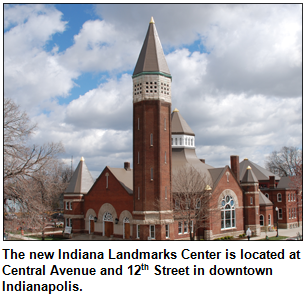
[241,166,258,183]
[65,157,94,194]
[171,109,195,136]
[259,191,273,206]
[133,17,171,77]
[240,159,280,181]
[108,167,133,195]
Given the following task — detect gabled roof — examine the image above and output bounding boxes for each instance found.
[240,159,280,181]
[277,176,294,189]
[133,17,171,77]
[241,166,258,183]
[108,167,133,195]
[171,109,195,136]
[259,191,273,206]
[65,157,94,194]
[208,168,225,187]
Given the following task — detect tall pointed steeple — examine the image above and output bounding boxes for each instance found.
[133,17,171,78]
[132,17,173,240]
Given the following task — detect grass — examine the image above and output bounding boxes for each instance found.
[258,236,288,241]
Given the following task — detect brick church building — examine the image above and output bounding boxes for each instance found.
[63,17,302,240]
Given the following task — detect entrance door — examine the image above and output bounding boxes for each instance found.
[124,223,130,239]
[90,220,94,234]
[105,222,113,237]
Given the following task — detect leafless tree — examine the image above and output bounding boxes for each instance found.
[172,165,215,240]
[4,98,64,204]
[4,98,70,239]
[265,146,302,177]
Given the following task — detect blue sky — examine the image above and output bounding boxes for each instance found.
[4,4,302,178]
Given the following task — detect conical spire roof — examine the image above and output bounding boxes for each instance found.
[171,109,195,136]
[241,166,258,183]
[65,157,94,194]
[133,17,171,77]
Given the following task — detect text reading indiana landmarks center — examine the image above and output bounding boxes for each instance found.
[1,248,301,294]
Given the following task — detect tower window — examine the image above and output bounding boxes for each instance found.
[146,82,148,84]
[138,187,140,200]
[138,151,140,164]
[277,193,282,202]
[105,173,109,188]
[161,91,163,93]
[165,151,167,163]
[146,90,148,93]
[150,168,153,181]
[154,82,157,84]
[161,82,163,85]
[175,138,177,145]
[150,133,153,146]
[138,118,140,130]
[164,118,166,130]
[171,138,173,145]
[250,197,253,205]
[154,90,157,93]
[150,82,153,84]
[150,225,155,239]
[180,138,182,145]
[165,186,167,199]
[165,224,169,238]
[150,90,153,93]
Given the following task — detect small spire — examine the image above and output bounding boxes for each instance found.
[205,185,212,191]
[173,108,179,112]
[150,16,155,24]
[246,166,252,170]
[80,156,84,161]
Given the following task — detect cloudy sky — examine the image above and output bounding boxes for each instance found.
[4,4,302,178]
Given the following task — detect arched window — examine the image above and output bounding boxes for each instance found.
[259,215,264,226]
[277,193,282,202]
[103,212,113,222]
[265,193,269,199]
[221,195,235,229]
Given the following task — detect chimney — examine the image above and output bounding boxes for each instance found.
[230,155,240,181]
[124,162,131,171]
[269,176,275,189]
[200,159,205,164]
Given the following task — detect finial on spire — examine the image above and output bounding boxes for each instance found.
[150,16,155,24]
[246,166,252,170]
[173,108,179,112]
[80,157,84,161]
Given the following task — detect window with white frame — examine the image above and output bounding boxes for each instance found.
[175,138,177,145]
[66,218,69,227]
[294,208,296,218]
[165,224,169,238]
[221,195,236,229]
[150,225,155,239]
[291,193,294,201]
[184,221,188,234]
[294,194,296,201]
[180,138,182,145]
[165,186,167,199]
[289,208,291,219]
[171,138,173,145]
[268,214,271,226]
[259,215,264,226]
[136,225,140,239]
[191,138,193,146]
[278,208,283,220]
[65,201,69,210]
[196,199,201,209]
[277,193,282,202]
[250,197,253,205]
[178,222,182,234]
[150,168,153,180]
[69,202,72,210]
[288,194,290,202]
[150,133,153,146]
